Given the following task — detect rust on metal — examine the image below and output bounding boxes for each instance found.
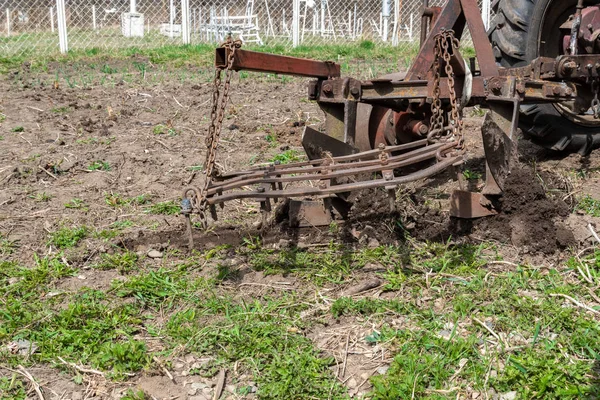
[450,190,498,218]
[288,200,332,227]
[215,48,341,78]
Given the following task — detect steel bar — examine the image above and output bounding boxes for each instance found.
[206,143,447,196]
[460,0,498,76]
[218,139,430,179]
[206,156,460,205]
[211,141,440,190]
[215,48,341,78]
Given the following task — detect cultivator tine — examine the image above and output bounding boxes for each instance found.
[302,126,359,160]
[209,204,219,221]
[288,200,332,227]
[185,214,194,250]
[450,190,498,218]
[257,183,273,227]
[481,99,520,194]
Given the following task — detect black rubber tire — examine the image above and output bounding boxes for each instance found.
[489,0,600,154]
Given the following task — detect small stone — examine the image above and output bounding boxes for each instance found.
[347,378,358,389]
[226,384,236,393]
[147,249,163,258]
[278,239,291,249]
[499,392,517,400]
[377,366,389,375]
[173,362,185,369]
[252,220,263,229]
[191,382,208,390]
[202,387,213,395]
[184,354,196,363]
[77,274,86,280]
[438,329,452,340]
[187,388,198,396]
[296,241,308,250]
[368,238,380,248]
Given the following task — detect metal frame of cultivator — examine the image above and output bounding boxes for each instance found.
[183,0,600,234]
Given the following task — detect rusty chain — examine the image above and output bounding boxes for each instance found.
[428,29,465,157]
[188,36,242,230]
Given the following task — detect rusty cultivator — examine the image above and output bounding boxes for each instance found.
[183,0,600,243]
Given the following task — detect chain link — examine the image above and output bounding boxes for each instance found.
[428,29,465,156]
[195,36,242,228]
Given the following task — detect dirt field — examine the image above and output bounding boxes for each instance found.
[3,57,600,400]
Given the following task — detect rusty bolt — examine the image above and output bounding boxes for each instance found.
[350,87,360,97]
[566,87,574,96]
[417,123,429,135]
[516,84,526,94]
[322,83,333,94]
[257,187,265,193]
[561,60,578,75]
[553,86,562,96]
[490,80,503,93]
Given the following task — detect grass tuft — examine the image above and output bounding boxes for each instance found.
[47,226,88,249]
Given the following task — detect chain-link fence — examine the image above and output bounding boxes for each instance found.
[1,0,491,57]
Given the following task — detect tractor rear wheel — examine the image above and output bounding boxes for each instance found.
[489,0,600,154]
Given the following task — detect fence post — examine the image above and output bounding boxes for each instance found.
[92,5,96,31]
[320,0,325,36]
[50,7,54,33]
[169,0,174,38]
[56,0,68,53]
[6,9,9,36]
[481,0,491,30]
[181,0,190,44]
[292,0,300,47]
[382,0,390,42]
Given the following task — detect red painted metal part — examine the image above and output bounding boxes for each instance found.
[563,5,600,54]
[215,48,341,79]
[406,0,498,81]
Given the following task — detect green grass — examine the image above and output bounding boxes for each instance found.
[1,40,436,77]
[2,232,600,398]
[269,149,303,164]
[152,124,178,136]
[10,126,24,133]
[50,106,72,114]
[64,198,89,211]
[577,195,600,217]
[0,234,18,256]
[29,192,53,202]
[87,160,111,171]
[47,226,88,249]
[146,200,180,215]
[96,251,139,274]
